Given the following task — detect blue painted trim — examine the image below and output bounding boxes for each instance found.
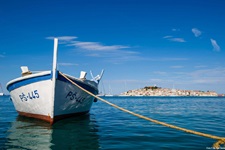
[7,73,52,92]
[57,73,98,95]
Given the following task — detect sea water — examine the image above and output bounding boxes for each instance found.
[1,96,225,150]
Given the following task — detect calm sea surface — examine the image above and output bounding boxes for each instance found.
[1,96,225,150]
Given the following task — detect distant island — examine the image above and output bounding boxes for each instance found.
[120,86,224,97]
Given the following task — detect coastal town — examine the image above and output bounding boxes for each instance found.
[120,86,223,97]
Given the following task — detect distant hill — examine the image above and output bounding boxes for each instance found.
[120,86,220,97]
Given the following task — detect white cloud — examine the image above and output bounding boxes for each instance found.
[192,28,202,37]
[67,39,140,63]
[153,71,167,75]
[194,65,207,68]
[46,36,77,41]
[210,38,220,51]
[170,66,184,69]
[46,35,142,63]
[149,67,225,92]
[191,68,225,77]
[163,35,173,39]
[163,36,186,42]
[58,63,78,66]
[190,68,224,84]
[46,35,130,52]
[71,41,129,51]
[189,67,225,84]
[170,38,186,42]
[85,53,101,57]
[172,28,180,32]
[106,54,143,63]
[148,57,188,61]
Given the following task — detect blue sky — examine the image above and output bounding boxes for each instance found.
[0,0,225,94]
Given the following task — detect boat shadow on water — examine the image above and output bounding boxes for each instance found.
[5,114,100,150]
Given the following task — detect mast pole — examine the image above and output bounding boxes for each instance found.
[51,38,58,121]
[52,38,58,80]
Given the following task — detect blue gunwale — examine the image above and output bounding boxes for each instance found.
[57,73,98,95]
[7,73,52,92]
[7,70,98,95]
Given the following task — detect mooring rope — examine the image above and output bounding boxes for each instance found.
[59,72,225,149]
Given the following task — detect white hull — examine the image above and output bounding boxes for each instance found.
[54,74,97,118]
[0,93,3,96]
[6,38,103,124]
[7,71,98,124]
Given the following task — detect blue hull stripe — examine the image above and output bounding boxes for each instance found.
[7,72,97,94]
[57,73,98,95]
[7,74,52,92]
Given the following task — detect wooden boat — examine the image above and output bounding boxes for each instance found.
[6,38,103,124]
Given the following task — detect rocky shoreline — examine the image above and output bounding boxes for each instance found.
[120,86,223,97]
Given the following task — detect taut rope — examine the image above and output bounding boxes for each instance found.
[59,72,225,149]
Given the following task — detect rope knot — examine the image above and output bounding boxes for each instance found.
[213,138,225,149]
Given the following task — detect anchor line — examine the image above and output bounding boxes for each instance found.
[59,71,225,149]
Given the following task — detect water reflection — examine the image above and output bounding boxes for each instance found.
[5,114,100,150]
